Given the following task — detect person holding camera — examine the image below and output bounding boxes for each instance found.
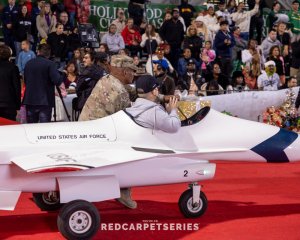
[126,74,181,133]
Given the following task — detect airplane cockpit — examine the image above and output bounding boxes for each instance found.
[180,107,210,127]
[123,106,211,128]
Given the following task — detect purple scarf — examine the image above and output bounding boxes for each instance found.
[45,14,51,27]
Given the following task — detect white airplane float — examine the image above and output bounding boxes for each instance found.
[0,106,299,239]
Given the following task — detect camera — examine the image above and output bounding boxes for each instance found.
[78,23,100,48]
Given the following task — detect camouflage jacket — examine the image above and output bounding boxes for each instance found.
[79,74,131,121]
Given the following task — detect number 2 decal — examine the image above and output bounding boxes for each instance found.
[184,170,188,177]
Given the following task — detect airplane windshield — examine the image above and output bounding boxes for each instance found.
[181,106,210,127]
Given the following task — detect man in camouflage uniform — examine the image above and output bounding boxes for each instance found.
[79,55,139,121]
[78,54,140,209]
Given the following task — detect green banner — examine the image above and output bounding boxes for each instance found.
[89,1,204,32]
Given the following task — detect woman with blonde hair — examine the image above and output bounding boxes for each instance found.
[183,25,203,61]
[36,3,56,40]
[193,16,212,42]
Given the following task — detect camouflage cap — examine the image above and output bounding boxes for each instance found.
[110,55,139,71]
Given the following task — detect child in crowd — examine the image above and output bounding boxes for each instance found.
[16,40,35,123]
[227,70,250,93]
[16,40,36,76]
[200,41,216,73]
[133,55,142,67]
[71,48,83,74]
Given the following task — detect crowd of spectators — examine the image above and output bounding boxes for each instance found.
[1,0,300,123]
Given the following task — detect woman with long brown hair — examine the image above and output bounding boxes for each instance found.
[242,39,262,78]
[36,2,56,40]
[267,45,285,85]
[140,23,161,54]
[63,60,78,89]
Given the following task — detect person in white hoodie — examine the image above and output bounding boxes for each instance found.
[126,75,181,133]
[230,0,260,41]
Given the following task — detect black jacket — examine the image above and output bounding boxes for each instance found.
[178,71,203,92]
[203,70,229,90]
[67,32,81,52]
[0,60,21,110]
[23,56,63,107]
[47,32,69,60]
[13,14,32,42]
[178,2,196,27]
[291,41,300,69]
[214,30,235,59]
[156,72,176,95]
[296,88,300,109]
[159,19,185,47]
[76,64,105,110]
[183,35,203,60]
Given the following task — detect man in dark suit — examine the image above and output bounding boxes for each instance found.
[0,45,21,121]
[214,20,236,84]
[23,44,63,123]
[1,0,19,55]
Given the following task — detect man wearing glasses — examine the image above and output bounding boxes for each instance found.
[58,11,72,34]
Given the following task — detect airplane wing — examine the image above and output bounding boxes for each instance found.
[11,149,159,173]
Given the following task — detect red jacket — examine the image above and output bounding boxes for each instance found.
[24,1,32,15]
[121,26,142,46]
[64,0,76,13]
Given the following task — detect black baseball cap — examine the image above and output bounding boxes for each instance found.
[187,59,196,65]
[136,75,159,94]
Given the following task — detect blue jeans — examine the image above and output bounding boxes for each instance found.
[26,105,52,123]
[14,41,22,58]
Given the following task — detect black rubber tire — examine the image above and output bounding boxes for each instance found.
[57,200,100,240]
[32,192,61,211]
[178,189,208,218]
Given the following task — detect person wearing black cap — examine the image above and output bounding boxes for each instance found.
[214,20,235,84]
[178,59,203,95]
[126,75,181,133]
[152,61,176,95]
